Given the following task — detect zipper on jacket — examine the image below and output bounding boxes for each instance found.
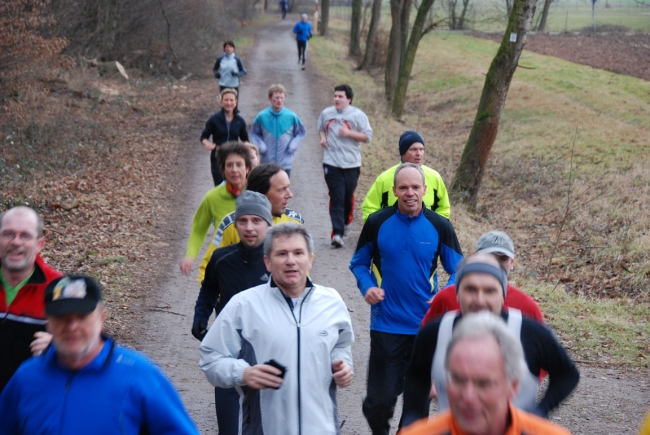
[59,372,76,435]
[286,285,314,435]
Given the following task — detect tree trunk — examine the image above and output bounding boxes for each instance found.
[320,0,330,36]
[448,0,458,29]
[451,0,538,209]
[391,0,436,118]
[360,0,382,70]
[458,0,471,29]
[385,0,406,100]
[536,0,552,31]
[350,0,363,57]
[399,0,412,63]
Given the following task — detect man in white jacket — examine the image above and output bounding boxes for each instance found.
[200,223,354,435]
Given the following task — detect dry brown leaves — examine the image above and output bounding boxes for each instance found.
[1,71,212,344]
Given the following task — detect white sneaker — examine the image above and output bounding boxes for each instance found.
[331,235,344,248]
[343,224,351,237]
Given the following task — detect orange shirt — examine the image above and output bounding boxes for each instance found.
[400,403,571,435]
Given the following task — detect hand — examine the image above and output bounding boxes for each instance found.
[339,125,351,138]
[191,319,208,341]
[202,139,216,151]
[430,382,438,399]
[215,72,221,79]
[320,136,328,148]
[30,331,52,356]
[364,287,384,305]
[243,364,284,389]
[231,71,239,77]
[180,258,194,275]
[332,360,353,388]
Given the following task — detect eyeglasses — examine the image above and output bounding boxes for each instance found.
[1,230,37,242]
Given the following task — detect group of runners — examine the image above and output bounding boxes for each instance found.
[1,21,648,435]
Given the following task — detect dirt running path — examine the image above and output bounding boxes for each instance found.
[135,18,372,434]
[135,19,650,435]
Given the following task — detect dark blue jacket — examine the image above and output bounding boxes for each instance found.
[350,205,463,335]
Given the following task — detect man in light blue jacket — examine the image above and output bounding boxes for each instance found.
[250,84,306,177]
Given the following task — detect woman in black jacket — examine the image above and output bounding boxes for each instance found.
[200,88,249,185]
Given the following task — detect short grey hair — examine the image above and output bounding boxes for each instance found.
[445,312,525,382]
[263,223,314,258]
[0,206,44,238]
[393,162,425,186]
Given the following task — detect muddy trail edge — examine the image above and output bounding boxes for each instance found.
[134,19,650,435]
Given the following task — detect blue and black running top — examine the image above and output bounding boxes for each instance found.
[350,204,463,335]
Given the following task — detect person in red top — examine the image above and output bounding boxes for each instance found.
[0,206,61,393]
[400,312,571,435]
[421,230,543,327]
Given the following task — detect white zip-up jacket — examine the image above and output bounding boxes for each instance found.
[199,278,354,435]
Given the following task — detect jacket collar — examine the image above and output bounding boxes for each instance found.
[45,336,115,372]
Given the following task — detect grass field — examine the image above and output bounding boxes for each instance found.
[326,0,650,32]
[309,28,650,367]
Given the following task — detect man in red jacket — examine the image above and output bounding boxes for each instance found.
[421,230,543,327]
[0,206,61,393]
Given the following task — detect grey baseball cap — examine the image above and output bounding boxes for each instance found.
[475,230,515,259]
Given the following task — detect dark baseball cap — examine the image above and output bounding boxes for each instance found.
[45,275,103,316]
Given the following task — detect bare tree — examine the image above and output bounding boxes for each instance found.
[320,0,330,35]
[350,0,363,57]
[385,0,410,100]
[447,0,471,29]
[359,0,382,71]
[451,0,538,208]
[391,0,438,117]
[535,0,552,31]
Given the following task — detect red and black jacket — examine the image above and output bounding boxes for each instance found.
[0,255,61,393]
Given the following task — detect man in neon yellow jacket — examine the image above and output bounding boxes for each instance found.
[197,162,304,284]
[361,130,450,222]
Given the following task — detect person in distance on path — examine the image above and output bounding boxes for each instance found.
[200,223,354,435]
[0,274,199,434]
[400,312,572,435]
[318,84,373,248]
[401,253,579,429]
[421,230,544,326]
[197,163,304,284]
[280,0,289,20]
[250,84,306,178]
[0,206,61,394]
[362,130,450,222]
[193,191,274,435]
[350,163,463,435]
[213,41,246,93]
[293,14,313,69]
[180,142,252,275]
[200,88,249,186]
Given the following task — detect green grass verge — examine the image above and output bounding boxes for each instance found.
[310,29,650,367]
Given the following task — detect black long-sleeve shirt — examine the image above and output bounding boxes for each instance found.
[401,310,580,427]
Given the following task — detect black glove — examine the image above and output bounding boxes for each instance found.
[215,72,221,79]
[231,71,239,77]
[192,319,208,341]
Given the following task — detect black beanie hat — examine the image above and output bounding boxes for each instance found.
[398,131,425,156]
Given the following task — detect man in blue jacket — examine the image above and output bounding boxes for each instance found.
[293,14,313,69]
[0,275,199,435]
[350,163,463,435]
